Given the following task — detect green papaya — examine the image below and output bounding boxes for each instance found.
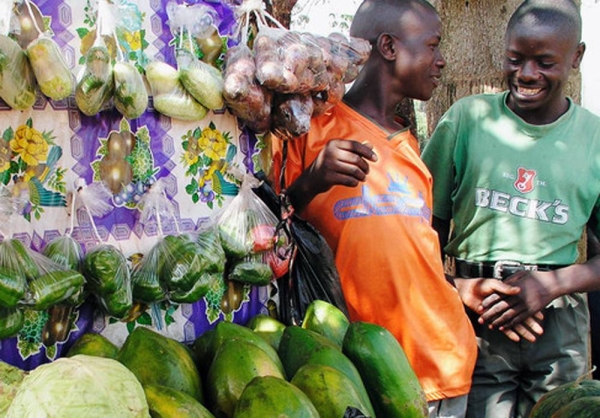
[245,314,286,352]
[552,396,600,417]
[233,375,319,418]
[66,332,119,359]
[343,321,427,418]
[302,299,350,348]
[144,384,215,418]
[277,325,339,379]
[530,376,600,418]
[206,339,285,417]
[302,344,374,416]
[117,327,204,403]
[192,320,284,380]
[291,363,374,418]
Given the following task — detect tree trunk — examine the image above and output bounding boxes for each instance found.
[265,0,299,28]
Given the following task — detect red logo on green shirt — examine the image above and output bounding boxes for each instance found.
[514,167,536,193]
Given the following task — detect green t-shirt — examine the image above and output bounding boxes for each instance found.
[422,91,600,264]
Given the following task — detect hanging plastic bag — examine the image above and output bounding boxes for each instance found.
[167,2,224,111]
[252,169,349,326]
[222,43,272,133]
[0,35,37,110]
[145,60,208,121]
[217,172,280,260]
[23,0,73,101]
[75,0,114,116]
[0,2,37,110]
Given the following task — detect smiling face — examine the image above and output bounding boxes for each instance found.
[394,7,445,101]
[503,18,584,125]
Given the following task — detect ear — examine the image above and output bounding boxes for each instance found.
[572,41,586,69]
[377,33,397,61]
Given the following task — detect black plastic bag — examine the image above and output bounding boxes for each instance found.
[252,171,349,326]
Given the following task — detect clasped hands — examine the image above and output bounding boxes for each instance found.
[456,270,556,343]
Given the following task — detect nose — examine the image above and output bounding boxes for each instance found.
[436,49,446,69]
[518,60,539,81]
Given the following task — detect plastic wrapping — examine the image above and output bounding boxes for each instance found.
[222,44,272,133]
[75,39,114,116]
[42,235,86,306]
[113,60,148,119]
[177,49,224,110]
[217,173,279,260]
[0,34,37,110]
[145,60,208,121]
[82,244,132,319]
[26,35,74,101]
[167,2,225,111]
[0,238,85,314]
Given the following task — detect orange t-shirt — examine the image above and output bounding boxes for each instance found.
[272,102,477,401]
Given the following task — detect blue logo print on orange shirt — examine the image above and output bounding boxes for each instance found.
[333,173,431,221]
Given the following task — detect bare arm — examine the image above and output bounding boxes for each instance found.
[285,139,378,213]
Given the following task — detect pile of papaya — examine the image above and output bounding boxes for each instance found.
[2,299,428,417]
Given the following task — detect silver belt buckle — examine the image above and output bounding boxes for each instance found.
[493,260,536,280]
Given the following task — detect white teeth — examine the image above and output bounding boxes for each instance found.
[517,87,542,96]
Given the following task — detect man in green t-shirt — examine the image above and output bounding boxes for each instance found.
[422,1,600,417]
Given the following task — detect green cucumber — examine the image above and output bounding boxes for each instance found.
[26,269,85,310]
[0,266,26,308]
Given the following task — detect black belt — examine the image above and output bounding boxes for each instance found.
[455,259,567,280]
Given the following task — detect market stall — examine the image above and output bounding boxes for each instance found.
[0,0,271,370]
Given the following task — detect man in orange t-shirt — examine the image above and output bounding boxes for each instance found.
[271,0,478,416]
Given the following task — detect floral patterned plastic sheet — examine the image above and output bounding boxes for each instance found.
[0,0,270,370]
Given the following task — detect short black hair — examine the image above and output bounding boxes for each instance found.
[350,0,437,42]
[507,0,582,43]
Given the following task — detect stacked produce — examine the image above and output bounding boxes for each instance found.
[1,299,428,417]
[222,6,371,140]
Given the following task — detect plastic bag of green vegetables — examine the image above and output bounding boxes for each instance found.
[42,235,84,273]
[163,232,224,303]
[217,173,280,259]
[42,235,87,306]
[195,223,226,274]
[0,239,38,308]
[82,244,132,319]
[0,34,37,110]
[13,247,86,311]
[26,35,74,101]
[177,49,224,110]
[229,253,274,286]
[145,60,207,121]
[159,234,209,293]
[113,60,148,119]
[0,307,24,339]
[75,40,114,116]
[131,239,168,304]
